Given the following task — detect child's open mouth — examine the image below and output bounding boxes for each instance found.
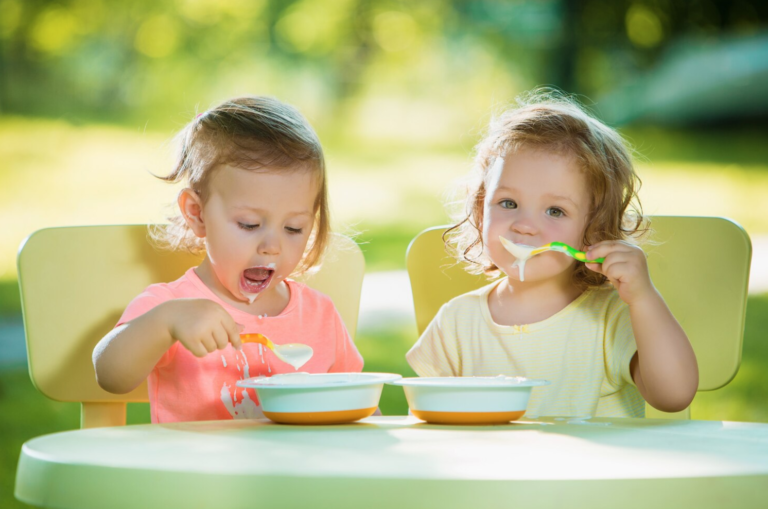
[240,266,274,297]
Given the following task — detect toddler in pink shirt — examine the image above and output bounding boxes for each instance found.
[93,96,364,422]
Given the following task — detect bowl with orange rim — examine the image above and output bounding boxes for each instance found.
[237,373,401,425]
[390,376,550,425]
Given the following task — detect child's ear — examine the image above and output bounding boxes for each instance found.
[178,188,206,238]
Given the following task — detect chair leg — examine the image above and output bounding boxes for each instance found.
[81,402,127,428]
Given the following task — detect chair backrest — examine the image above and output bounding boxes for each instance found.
[17,225,365,428]
[406,216,752,419]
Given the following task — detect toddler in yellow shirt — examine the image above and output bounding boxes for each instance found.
[407,89,698,418]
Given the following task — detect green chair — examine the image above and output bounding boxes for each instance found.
[17,225,365,428]
[406,216,752,419]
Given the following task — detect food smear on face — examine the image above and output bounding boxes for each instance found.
[241,262,276,303]
[498,236,542,282]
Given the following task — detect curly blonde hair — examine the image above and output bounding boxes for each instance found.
[446,89,646,290]
[151,96,329,276]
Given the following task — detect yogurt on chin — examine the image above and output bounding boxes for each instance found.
[498,236,541,282]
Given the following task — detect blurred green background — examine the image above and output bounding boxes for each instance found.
[2,1,768,507]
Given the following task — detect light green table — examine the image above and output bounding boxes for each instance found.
[16,416,768,509]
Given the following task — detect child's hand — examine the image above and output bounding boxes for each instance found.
[584,241,655,306]
[161,299,243,357]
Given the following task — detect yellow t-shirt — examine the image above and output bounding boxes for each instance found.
[406,280,645,418]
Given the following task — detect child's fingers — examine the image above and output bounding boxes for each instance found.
[200,334,219,354]
[185,339,210,358]
[225,320,243,350]
[602,260,634,285]
[585,262,602,273]
[211,327,230,351]
[590,254,623,286]
[600,251,633,267]
[585,241,639,261]
[212,305,243,350]
[585,244,613,261]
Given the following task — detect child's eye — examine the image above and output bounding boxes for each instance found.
[500,199,517,209]
[238,222,260,230]
[285,226,303,234]
[546,207,565,218]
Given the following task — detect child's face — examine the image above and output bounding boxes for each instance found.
[483,146,591,284]
[195,165,317,303]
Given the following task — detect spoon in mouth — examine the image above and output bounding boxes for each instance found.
[499,236,605,263]
[498,237,538,281]
[240,333,314,370]
[532,241,605,263]
[499,237,605,282]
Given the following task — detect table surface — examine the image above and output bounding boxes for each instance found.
[16,416,768,509]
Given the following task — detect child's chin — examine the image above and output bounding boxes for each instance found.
[504,268,536,283]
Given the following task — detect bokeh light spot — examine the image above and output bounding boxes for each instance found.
[30,7,79,54]
[275,8,317,53]
[626,4,663,48]
[134,15,180,58]
[0,0,23,39]
[373,11,417,52]
[274,0,351,55]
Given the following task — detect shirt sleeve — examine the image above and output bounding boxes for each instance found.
[328,306,364,373]
[406,304,461,377]
[115,284,178,368]
[116,284,175,327]
[603,294,638,390]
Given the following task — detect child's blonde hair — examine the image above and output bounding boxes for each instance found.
[446,89,646,290]
[152,95,329,275]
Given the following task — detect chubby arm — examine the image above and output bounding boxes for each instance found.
[586,241,698,413]
[93,299,242,394]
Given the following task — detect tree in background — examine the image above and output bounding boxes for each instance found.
[0,0,765,128]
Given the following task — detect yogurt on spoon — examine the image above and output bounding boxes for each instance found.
[240,333,314,370]
[498,236,545,282]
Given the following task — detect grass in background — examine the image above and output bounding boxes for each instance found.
[356,322,419,415]
[0,280,22,315]
[693,293,768,422]
[623,125,768,169]
[354,226,429,272]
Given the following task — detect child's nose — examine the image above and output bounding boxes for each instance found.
[257,231,280,255]
[511,216,537,235]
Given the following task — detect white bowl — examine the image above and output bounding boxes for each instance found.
[237,372,402,424]
[389,376,550,424]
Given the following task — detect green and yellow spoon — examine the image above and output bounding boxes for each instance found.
[530,241,605,263]
[499,237,605,282]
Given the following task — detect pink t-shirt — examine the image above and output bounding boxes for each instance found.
[117,268,364,423]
